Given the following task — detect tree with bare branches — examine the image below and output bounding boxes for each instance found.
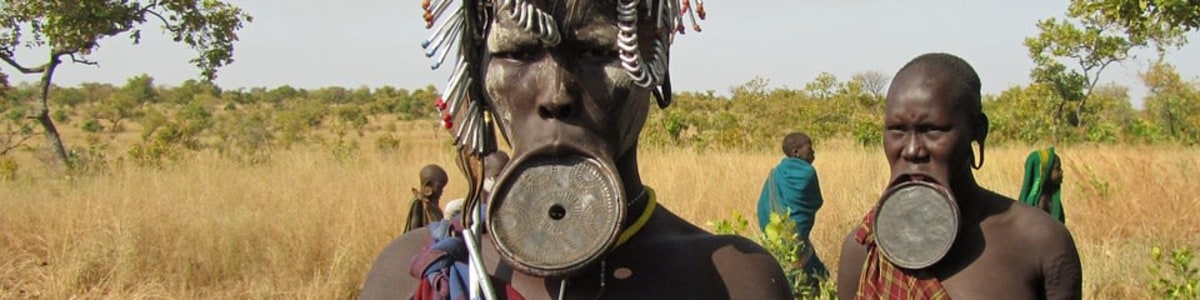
[852,71,890,100]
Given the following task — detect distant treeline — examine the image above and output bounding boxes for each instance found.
[2,65,1198,169]
[642,63,1200,150]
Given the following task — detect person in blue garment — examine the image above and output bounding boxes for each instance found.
[757,132,829,288]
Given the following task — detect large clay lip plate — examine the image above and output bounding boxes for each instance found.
[487,154,625,278]
[873,181,959,270]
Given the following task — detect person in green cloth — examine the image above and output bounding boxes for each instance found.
[757,132,828,286]
[1019,147,1066,223]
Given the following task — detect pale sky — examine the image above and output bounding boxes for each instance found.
[6,0,1199,107]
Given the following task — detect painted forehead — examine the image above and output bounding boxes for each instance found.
[531,0,618,23]
[487,6,617,52]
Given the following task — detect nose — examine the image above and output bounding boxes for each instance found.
[900,134,928,163]
[535,62,581,121]
[538,97,576,120]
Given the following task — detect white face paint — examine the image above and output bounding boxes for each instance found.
[575,20,636,93]
[483,177,496,193]
[605,63,634,91]
[486,9,540,54]
[483,6,641,147]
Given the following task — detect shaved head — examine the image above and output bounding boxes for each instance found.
[782,132,812,156]
[782,132,815,163]
[418,164,449,199]
[890,53,982,116]
[419,164,448,184]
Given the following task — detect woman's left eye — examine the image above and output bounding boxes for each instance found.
[581,48,617,60]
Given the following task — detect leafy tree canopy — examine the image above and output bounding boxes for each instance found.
[0,0,253,79]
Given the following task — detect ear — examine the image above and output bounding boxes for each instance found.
[973,113,989,145]
[654,71,673,109]
[971,113,989,170]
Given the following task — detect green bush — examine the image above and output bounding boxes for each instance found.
[128,110,208,168]
[1,105,34,157]
[709,212,836,299]
[375,133,406,154]
[335,105,369,134]
[852,116,883,147]
[128,139,183,168]
[66,142,110,176]
[214,111,274,165]
[1150,246,1199,299]
[81,118,104,133]
[127,122,198,168]
[52,109,70,124]
[274,99,327,146]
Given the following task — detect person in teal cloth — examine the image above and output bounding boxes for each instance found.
[757,132,829,285]
[1019,147,1066,224]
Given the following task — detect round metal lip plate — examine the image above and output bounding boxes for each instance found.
[873,181,959,270]
[488,155,625,277]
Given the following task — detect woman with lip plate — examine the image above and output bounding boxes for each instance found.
[837,53,1082,300]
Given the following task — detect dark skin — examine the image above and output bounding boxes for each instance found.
[789,138,815,164]
[836,65,1082,300]
[359,2,790,299]
[404,165,450,232]
[418,165,449,202]
[481,151,510,193]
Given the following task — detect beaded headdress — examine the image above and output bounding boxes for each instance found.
[421,0,706,156]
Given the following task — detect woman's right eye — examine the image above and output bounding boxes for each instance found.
[493,48,543,61]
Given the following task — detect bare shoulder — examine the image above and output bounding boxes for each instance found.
[695,233,793,299]
[651,209,777,261]
[702,233,787,270]
[640,209,793,299]
[984,191,1073,245]
[358,228,430,300]
[981,191,1082,299]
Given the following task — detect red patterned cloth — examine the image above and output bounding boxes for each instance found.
[854,209,950,300]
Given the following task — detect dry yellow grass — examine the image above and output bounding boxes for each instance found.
[2,126,1198,299]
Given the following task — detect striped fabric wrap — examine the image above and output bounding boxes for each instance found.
[853,209,950,300]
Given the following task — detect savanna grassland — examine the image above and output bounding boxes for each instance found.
[1,119,1197,299]
[3,0,1200,297]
